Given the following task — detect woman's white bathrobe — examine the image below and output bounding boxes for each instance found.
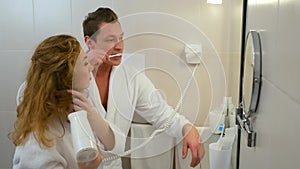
[13,124,79,169]
[88,64,191,169]
[13,84,123,169]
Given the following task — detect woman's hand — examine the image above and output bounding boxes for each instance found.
[68,89,95,115]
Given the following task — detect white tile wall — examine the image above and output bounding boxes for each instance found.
[0,0,35,50]
[0,110,17,169]
[274,0,300,102]
[33,0,72,43]
[0,51,31,112]
[240,79,300,168]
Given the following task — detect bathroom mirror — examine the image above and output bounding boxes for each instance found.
[242,30,262,117]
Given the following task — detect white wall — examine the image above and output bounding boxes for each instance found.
[239,0,300,168]
[0,0,242,168]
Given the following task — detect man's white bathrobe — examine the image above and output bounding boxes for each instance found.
[89,64,191,168]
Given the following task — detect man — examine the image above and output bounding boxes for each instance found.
[84,7,204,168]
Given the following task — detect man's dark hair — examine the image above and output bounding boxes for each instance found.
[82,7,119,38]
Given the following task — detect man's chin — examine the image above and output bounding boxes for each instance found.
[111,60,122,66]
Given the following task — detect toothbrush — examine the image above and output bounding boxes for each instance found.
[109,53,122,58]
[217,123,224,150]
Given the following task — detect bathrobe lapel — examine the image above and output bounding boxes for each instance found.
[106,66,134,137]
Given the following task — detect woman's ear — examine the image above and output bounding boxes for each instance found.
[84,36,94,49]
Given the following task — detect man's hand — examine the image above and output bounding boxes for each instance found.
[182,124,205,168]
[86,49,106,76]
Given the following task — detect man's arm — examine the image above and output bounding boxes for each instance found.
[134,72,204,167]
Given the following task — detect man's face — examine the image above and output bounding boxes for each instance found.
[89,22,124,66]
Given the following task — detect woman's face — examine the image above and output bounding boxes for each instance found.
[73,49,93,92]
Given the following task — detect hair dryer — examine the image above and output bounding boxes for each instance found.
[68,110,98,163]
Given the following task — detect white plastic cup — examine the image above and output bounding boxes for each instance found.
[209,143,232,169]
[68,110,98,163]
[209,112,225,134]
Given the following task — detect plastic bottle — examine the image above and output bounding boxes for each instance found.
[227,97,236,127]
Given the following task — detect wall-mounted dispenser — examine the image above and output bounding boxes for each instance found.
[184,44,202,64]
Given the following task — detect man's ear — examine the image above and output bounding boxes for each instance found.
[84,36,94,49]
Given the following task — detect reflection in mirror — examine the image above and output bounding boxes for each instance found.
[243,32,254,115]
[242,30,262,117]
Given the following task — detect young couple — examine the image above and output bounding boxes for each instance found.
[11,7,204,169]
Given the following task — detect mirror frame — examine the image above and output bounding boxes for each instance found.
[242,30,262,117]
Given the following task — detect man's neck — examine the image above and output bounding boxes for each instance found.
[95,63,113,78]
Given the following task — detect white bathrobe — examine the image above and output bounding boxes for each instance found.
[14,83,122,169]
[13,123,79,169]
[89,63,191,169]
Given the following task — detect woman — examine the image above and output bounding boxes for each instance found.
[10,34,115,169]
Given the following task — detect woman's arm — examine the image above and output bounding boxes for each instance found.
[69,90,115,151]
